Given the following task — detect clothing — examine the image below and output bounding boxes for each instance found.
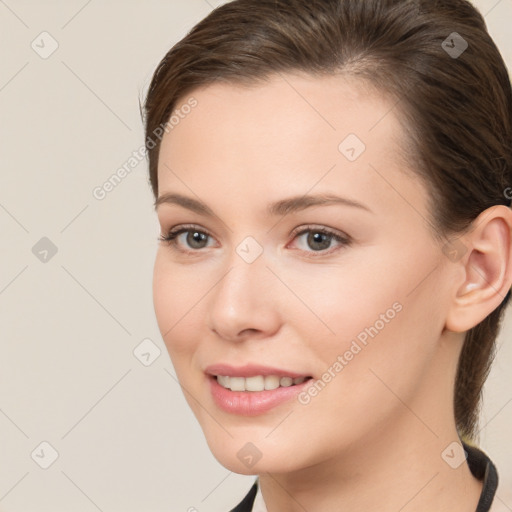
[229,442,499,512]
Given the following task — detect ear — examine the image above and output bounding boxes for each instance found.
[445,205,512,333]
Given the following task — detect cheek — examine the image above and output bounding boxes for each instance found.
[152,253,202,361]
[284,255,401,356]
[316,242,441,348]
[303,254,444,423]
[301,244,438,368]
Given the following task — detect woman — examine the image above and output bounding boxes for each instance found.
[143,0,512,510]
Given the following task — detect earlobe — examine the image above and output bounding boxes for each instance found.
[445,205,512,333]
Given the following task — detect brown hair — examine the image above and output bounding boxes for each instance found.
[142,0,512,440]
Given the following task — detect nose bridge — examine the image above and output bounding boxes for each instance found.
[207,238,279,339]
[214,241,268,311]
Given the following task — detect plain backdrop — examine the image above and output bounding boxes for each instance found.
[0,1,511,511]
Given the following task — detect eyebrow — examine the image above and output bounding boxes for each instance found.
[154,192,373,216]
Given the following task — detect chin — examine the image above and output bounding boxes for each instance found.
[211,451,293,475]
[202,430,304,475]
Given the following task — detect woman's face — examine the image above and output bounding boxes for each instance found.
[153,73,457,474]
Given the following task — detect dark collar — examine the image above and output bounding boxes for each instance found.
[229,442,499,512]
[229,480,258,512]
[463,441,499,512]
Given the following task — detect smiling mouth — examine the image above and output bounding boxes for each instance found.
[215,375,313,392]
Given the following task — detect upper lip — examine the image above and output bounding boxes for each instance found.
[205,363,311,379]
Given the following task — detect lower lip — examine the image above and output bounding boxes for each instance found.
[208,375,312,416]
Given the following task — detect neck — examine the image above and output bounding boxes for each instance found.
[258,325,484,512]
[258,407,483,512]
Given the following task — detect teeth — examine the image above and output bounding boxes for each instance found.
[216,375,309,392]
[230,377,245,391]
[264,375,280,390]
[245,376,264,391]
[280,377,293,387]
[217,375,230,388]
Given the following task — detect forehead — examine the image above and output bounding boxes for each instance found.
[167,72,393,142]
[160,73,400,166]
[156,72,427,221]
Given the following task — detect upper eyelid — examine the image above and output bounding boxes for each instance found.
[164,223,346,238]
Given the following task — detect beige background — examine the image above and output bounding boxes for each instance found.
[0,1,511,510]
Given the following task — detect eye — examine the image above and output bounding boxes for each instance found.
[289,225,351,256]
[158,224,351,257]
[158,224,215,253]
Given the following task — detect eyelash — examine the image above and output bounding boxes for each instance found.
[158,224,352,258]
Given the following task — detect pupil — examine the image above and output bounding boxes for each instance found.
[188,231,207,248]
[309,232,330,251]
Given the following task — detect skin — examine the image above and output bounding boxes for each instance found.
[152,72,512,512]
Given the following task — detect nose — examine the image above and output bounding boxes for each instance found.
[207,247,281,342]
